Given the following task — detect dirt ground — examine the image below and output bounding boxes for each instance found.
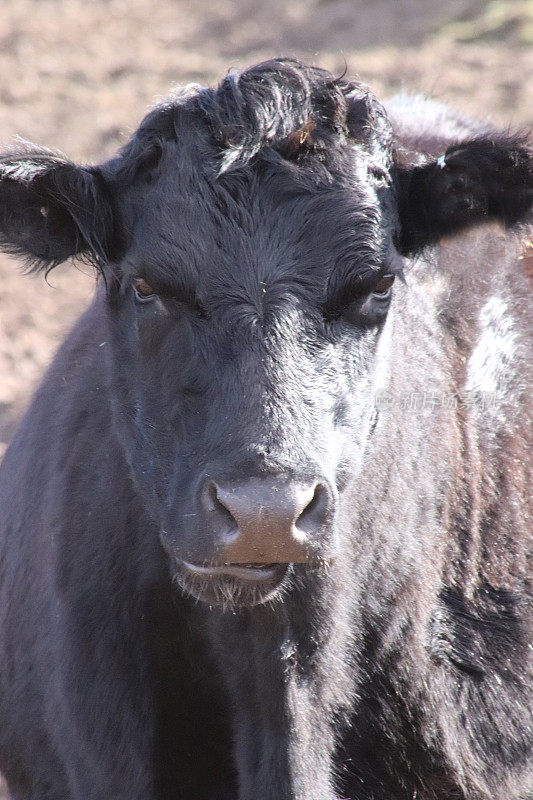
[0,0,531,795]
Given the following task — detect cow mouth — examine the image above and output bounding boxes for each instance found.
[182,561,279,581]
[175,560,290,607]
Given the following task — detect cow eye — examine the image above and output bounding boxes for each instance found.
[133,277,156,303]
[324,271,396,324]
[372,273,395,298]
[355,272,395,324]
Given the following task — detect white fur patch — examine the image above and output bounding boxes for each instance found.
[372,305,395,398]
[465,296,517,411]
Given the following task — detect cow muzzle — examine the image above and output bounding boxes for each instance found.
[171,475,336,606]
[197,476,333,564]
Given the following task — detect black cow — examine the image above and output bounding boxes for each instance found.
[0,59,531,800]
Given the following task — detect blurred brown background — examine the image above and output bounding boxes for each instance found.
[0,1,531,791]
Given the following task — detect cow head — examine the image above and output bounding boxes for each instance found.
[1,59,531,606]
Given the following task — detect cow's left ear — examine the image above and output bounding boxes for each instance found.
[0,147,115,272]
[395,134,533,254]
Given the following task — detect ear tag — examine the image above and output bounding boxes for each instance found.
[437,155,447,170]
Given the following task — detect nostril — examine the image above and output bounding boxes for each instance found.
[295,482,331,534]
[205,481,239,541]
[204,481,219,511]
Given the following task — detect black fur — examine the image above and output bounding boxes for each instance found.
[0,146,114,272]
[0,59,531,800]
[396,133,533,252]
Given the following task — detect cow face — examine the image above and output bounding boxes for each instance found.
[107,133,401,606]
[0,60,531,606]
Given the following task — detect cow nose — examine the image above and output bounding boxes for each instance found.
[202,478,333,564]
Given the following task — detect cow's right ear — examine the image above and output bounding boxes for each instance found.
[0,147,114,272]
[395,133,533,254]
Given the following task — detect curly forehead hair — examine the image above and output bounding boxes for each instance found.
[198,58,394,172]
[118,58,394,178]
